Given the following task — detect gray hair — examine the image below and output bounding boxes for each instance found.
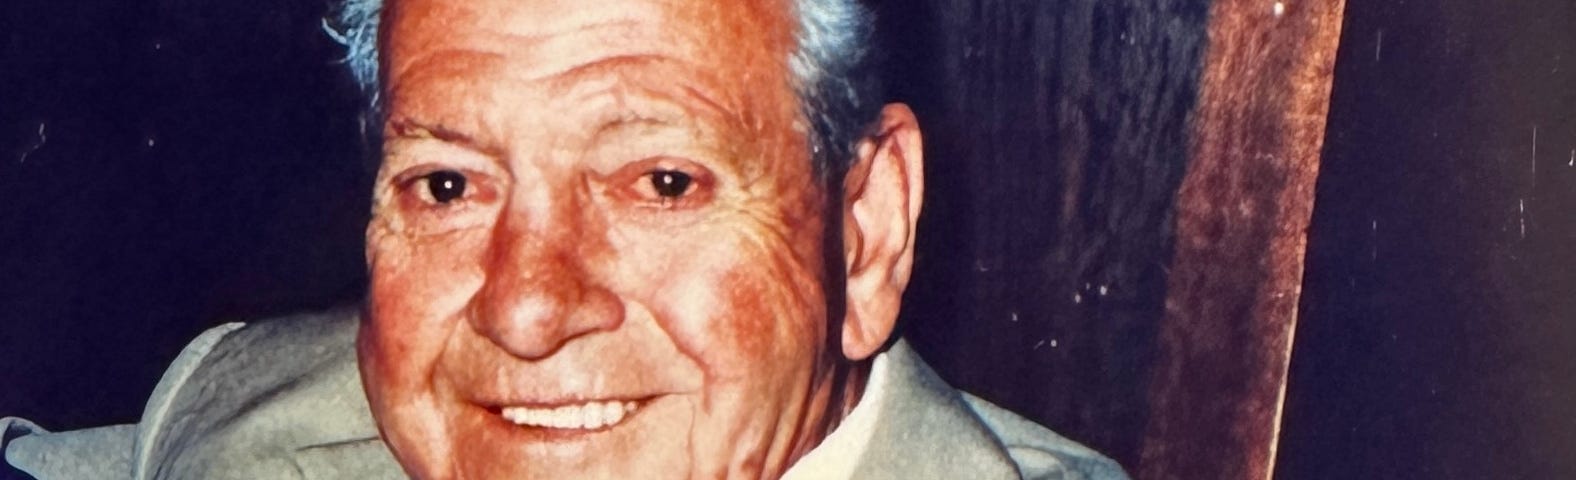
[323,0,883,179]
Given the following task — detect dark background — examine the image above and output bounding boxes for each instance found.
[1276,0,1576,478]
[2,0,369,432]
[2,0,1574,478]
[881,0,1204,469]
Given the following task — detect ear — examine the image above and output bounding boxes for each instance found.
[841,103,924,361]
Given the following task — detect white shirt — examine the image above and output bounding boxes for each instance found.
[780,352,891,480]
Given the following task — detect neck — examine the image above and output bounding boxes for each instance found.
[782,357,872,472]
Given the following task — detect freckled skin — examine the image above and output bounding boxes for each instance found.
[358,0,859,478]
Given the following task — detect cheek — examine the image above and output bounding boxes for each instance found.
[627,217,828,381]
[364,222,492,380]
[718,258,827,363]
[360,222,495,479]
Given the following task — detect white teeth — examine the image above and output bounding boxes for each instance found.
[501,400,638,429]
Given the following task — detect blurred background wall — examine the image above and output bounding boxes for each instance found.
[877,0,1205,469]
[1277,0,1576,478]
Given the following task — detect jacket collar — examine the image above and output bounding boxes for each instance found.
[848,340,1023,480]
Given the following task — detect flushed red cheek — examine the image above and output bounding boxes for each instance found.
[365,229,490,383]
[702,234,828,372]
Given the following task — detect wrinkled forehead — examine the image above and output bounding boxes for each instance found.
[383,0,799,88]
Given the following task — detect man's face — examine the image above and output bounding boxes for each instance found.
[359,0,840,478]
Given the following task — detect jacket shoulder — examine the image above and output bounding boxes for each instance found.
[960,393,1130,480]
[137,308,390,479]
[858,340,1128,480]
[2,318,246,480]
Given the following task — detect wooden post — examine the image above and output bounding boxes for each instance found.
[1138,0,1346,479]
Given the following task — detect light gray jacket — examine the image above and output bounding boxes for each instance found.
[3,309,1126,479]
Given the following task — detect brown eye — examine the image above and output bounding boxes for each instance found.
[425,170,467,203]
[650,170,692,198]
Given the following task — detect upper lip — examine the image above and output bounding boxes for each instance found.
[472,393,665,410]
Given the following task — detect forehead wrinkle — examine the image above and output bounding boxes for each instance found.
[385,48,523,149]
[542,55,744,128]
[390,7,665,89]
[387,0,808,188]
[549,58,757,162]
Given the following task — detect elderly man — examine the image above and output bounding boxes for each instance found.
[2,0,1125,478]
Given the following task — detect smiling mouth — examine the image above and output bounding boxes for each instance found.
[496,400,642,430]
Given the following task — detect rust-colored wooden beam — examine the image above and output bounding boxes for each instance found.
[1137,0,1346,479]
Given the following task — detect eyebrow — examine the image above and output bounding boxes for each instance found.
[386,118,503,158]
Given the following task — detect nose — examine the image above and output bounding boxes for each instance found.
[470,207,623,359]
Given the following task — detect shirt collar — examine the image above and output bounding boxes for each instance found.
[779,350,891,480]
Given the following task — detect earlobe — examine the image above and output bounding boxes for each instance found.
[840,103,924,361]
